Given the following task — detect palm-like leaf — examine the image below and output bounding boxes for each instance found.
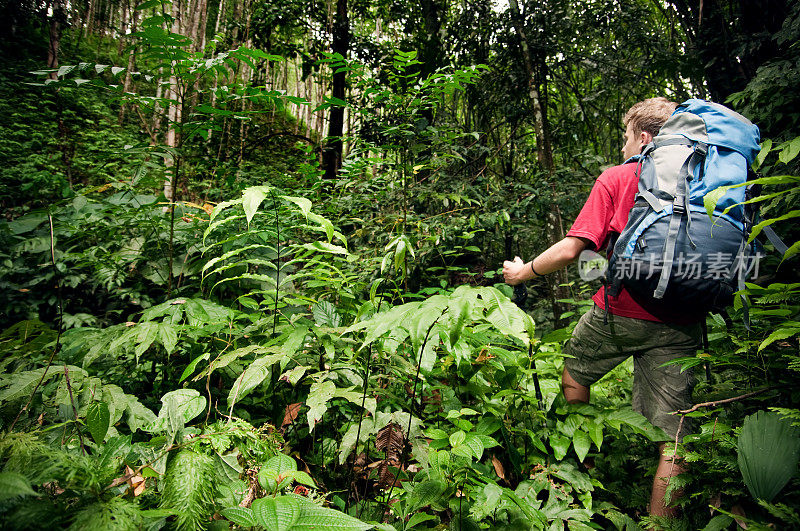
[737,411,800,501]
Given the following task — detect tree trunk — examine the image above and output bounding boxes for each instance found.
[322,0,349,179]
[507,0,569,326]
[164,1,184,202]
[117,0,129,56]
[238,0,253,164]
[214,0,225,35]
[195,0,209,52]
[84,0,95,37]
[47,0,65,80]
[118,4,138,124]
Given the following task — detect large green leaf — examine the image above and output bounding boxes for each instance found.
[314,300,342,327]
[258,454,298,493]
[227,354,283,405]
[307,212,334,242]
[221,506,257,527]
[242,185,271,225]
[203,345,262,378]
[306,380,336,431]
[445,294,470,348]
[150,389,206,434]
[252,496,300,531]
[0,365,86,403]
[291,495,373,530]
[346,302,421,349]
[333,387,376,417]
[125,396,157,433]
[0,368,56,402]
[758,324,800,352]
[134,321,159,359]
[737,410,800,501]
[477,287,533,345]
[572,429,591,463]
[550,463,593,493]
[338,418,376,465]
[470,482,502,521]
[701,515,734,531]
[749,210,800,243]
[282,195,312,216]
[605,409,666,441]
[86,401,111,444]
[409,295,448,352]
[549,433,571,461]
[158,323,179,355]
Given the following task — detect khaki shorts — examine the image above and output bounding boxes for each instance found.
[564,305,702,440]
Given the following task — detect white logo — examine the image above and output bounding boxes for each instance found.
[578,250,608,281]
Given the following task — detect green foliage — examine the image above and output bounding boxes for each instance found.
[160,449,216,530]
[2,1,799,529]
[69,497,143,531]
[737,411,800,502]
[0,472,37,501]
[223,494,373,530]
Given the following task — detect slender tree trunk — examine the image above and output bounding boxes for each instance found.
[84,0,95,37]
[196,0,209,52]
[118,5,138,124]
[164,1,184,202]
[149,68,166,144]
[508,0,569,325]
[322,0,349,179]
[214,0,225,35]
[47,0,65,80]
[185,0,202,47]
[117,0,129,56]
[238,0,253,164]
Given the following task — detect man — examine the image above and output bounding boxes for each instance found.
[502,97,702,518]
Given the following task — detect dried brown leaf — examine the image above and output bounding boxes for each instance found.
[281,403,302,429]
[491,454,507,483]
[731,504,748,529]
[709,492,722,515]
[123,465,146,497]
[376,423,404,459]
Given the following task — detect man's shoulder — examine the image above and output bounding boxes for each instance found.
[597,161,638,182]
[596,162,639,193]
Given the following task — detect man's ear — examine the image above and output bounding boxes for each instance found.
[640,130,653,145]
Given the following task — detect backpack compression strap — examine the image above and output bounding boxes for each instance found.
[653,141,708,300]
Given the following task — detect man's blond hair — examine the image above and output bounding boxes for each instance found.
[623,97,677,137]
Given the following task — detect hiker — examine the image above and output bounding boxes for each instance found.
[502,97,702,518]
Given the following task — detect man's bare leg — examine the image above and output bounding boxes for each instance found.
[650,442,685,518]
[562,367,590,404]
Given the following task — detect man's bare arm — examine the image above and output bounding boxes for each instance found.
[502,236,588,285]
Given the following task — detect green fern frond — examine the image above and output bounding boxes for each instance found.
[0,433,60,485]
[3,496,68,530]
[68,497,142,531]
[160,449,216,530]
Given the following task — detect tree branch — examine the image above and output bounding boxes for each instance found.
[671,387,774,416]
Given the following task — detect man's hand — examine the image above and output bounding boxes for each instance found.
[503,256,529,286]
[502,237,584,286]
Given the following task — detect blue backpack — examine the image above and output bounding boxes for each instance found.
[607,99,781,316]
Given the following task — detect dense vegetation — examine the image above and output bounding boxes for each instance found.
[0,0,798,530]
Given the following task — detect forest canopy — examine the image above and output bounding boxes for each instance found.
[0,0,798,530]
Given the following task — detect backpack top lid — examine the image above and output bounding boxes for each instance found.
[665,99,761,165]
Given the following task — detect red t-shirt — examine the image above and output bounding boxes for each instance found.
[567,162,700,323]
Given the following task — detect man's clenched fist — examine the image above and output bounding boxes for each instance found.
[503,256,528,286]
